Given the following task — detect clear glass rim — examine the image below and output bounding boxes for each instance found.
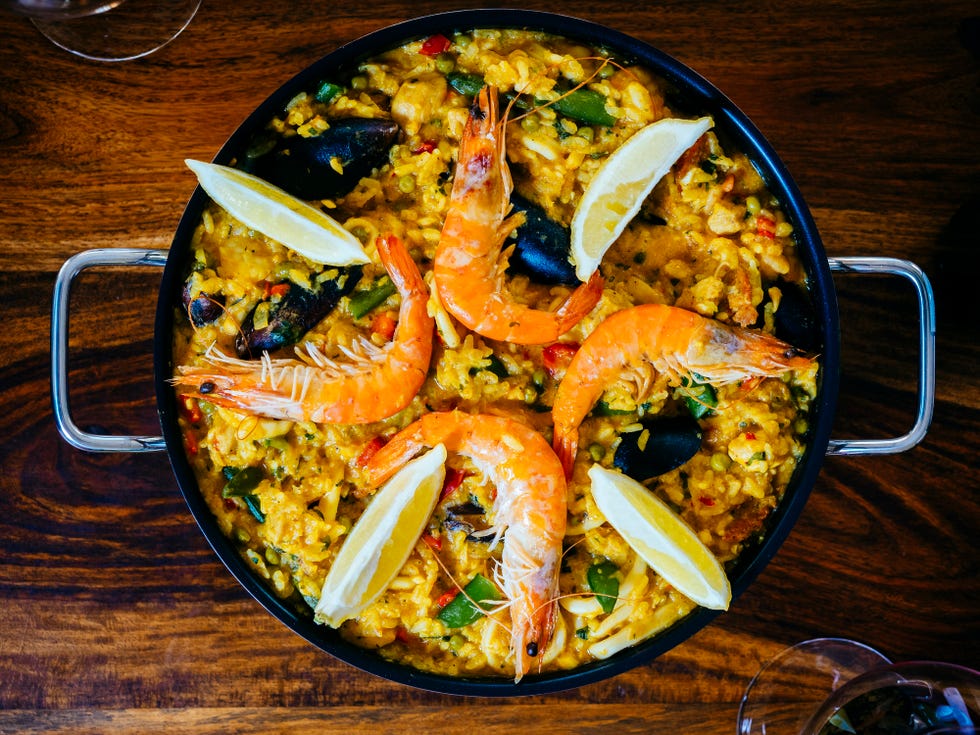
[737,638,893,735]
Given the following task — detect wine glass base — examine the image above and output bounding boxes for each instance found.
[738,638,892,735]
[31,0,201,62]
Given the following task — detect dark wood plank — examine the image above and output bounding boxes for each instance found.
[1,0,977,731]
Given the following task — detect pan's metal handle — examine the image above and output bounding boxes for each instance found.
[51,248,169,453]
[825,256,936,456]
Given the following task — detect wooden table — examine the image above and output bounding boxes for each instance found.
[2,1,977,732]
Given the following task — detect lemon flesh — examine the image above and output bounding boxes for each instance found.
[186,159,370,266]
[315,445,448,627]
[588,464,731,610]
[570,116,713,281]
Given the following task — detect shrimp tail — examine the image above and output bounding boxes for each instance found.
[555,270,604,334]
[365,426,426,488]
[554,429,578,480]
[377,233,424,296]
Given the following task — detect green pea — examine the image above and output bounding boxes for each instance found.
[588,443,606,462]
[745,196,761,215]
[710,453,732,472]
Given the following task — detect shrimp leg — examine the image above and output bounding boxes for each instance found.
[366,411,567,682]
[552,304,815,477]
[173,234,434,425]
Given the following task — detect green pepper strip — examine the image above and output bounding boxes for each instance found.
[447,72,615,126]
[591,400,634,417]
[681,378,718,419]
[587,560,620,614]
[549,88,616,127]
[437,573,502,628]
[349,277,396,320]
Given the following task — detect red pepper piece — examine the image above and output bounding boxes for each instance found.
[542,342,580,378]
[420,34,450,56]
[179,395,202,424]
[699,496,716,507]
[439,467,469,502]
[422,532,443,551]
[269,282,291,298]
[413,140,437,154]
[370,311,397,341]
[395,626,414,643]
[436,591,457,608]
[756,215,776,239]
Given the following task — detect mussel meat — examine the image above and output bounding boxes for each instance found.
[236,265,363,358]
[506,193,580,286]
[250,118,399,200]
[613,414,703,481]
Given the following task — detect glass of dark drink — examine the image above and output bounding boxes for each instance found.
[738,638,980,734]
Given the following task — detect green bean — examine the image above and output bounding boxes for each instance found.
[349,277,396,319]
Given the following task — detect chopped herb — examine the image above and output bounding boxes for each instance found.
[243,495,265,523]
[587,560,620,614]
[222,466,264,498]
[470,353,509,379]
[314,81,345,104]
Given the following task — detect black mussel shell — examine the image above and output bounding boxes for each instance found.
[613,415,703,481]
[772,279,821,354]
[251,118,399,200]
[181,281,224,327]
[236,266,363,358]
[506,193,580,285]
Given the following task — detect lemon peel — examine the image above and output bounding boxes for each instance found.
[315,444,447,627]
[570,116,714,281]
[588,464,731,610]
[186,159,370,266]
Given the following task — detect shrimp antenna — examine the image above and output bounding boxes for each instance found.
[184,293,249,357]
[500,55,634,128]
[417,539,514,632]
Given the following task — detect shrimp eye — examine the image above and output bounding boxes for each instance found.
[470,98,486,121]
[199,381,216,394]
[526,641,539,657]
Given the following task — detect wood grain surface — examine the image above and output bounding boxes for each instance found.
[1,1,977,733]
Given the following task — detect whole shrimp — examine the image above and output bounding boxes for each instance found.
[365,411,566,682]
[173,233,434,424]
[434,85,604,344]
[552,303,815,477]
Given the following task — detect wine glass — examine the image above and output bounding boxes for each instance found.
[6,0,201,62]
[738,638,980,734]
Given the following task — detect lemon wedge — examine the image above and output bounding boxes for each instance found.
[315,444,447,627]
[185,159,370,266]
[588,464,731,610]
[570,116,713,281]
